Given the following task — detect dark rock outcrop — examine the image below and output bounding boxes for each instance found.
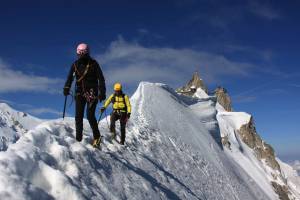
[238,117,291,199]
[221,135,231,150]
[214,87,232,112]
[238,117,280,171]
[271,182,290,200]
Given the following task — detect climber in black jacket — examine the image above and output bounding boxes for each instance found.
[63,43,106,147]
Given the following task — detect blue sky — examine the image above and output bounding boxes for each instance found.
[0,0,299,161]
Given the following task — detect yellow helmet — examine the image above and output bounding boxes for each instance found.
[114,82,122,91]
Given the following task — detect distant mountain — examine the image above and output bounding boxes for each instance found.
[176,71,208,95]
[0,103,42,151]
[278,160,300,199]
[292,161,300,175]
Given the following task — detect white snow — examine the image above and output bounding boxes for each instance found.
[0,82,296,200]
[278,159,300,199]
[216,110,284,200]
[193,88,209,99]
[293,160,300,172]
[0,103,41,130]
[0,103,42,151]
[215,100,300,200]
[217,111,251,131]
[187,89,280,200]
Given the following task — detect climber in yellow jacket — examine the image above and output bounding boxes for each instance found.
[100,83,131,145]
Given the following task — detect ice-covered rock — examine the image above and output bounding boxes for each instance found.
[214,86,232,112]
[176,71,208,95]
[0,103,42,151]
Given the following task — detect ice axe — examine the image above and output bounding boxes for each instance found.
[97,112,104,125]
[98,107,106,125]
[62,95,68,120]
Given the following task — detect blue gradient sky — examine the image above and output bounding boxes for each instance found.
[0,0,299,161]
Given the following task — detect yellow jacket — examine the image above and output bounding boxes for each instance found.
[103,93,131,113]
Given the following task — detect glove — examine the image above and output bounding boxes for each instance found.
[100,107,106,113]
[98,94,106,102]
[127,113,131,119]
[63,87,70,96]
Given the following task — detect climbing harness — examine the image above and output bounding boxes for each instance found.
[73,61,97,106]
[83,88,97,105]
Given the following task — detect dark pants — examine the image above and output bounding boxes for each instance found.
[75,94,100,141]
[110,111,127,144]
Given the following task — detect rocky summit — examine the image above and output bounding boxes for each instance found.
[176,71,208,95]
[214,86,233,112]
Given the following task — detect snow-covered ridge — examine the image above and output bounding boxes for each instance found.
[185,87,282,199]
[215,96,298,199]
[217,111,251,131]
[0,82,277,200]
[0,103,42,130]
[278,159,300,199]
[178,72,299,200]
[0,103,42,151]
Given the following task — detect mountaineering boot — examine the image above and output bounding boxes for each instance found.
[76,133,83,142]
[92,136,102,148]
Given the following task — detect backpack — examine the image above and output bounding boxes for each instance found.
[111,93,127,112]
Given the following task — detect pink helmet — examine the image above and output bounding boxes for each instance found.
[76,43,89,55]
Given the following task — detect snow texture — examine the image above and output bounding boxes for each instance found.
[216,102,284,200]
[0,103,41,151]
[278,159,300,199]
[0,83,297,200]
[213,91,299,200]
[293,161,300,173]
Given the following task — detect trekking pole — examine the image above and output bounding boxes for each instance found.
[62,95,68,120]
[97,112,103,125]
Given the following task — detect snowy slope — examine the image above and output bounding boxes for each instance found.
[193,88,209,99]
[207,91,299,200]
[217,112,280,198]
[184,85,300,199]
[0,103,42,151]
[0,82,275,200]
[293,161,300,173]
[188,90,280,199]
[0,103,41,130]
[278,159,300,199]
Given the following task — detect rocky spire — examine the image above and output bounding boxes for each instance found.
[238,117,280,171]
[237,117,291,200]
[214,86,232,111]
[177,71,208,95]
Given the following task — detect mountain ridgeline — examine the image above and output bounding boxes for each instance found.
[177,72,299,200]
[0,73,299,200]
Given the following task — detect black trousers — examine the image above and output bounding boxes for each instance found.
[110,111,127,143]
[75,94,100,141]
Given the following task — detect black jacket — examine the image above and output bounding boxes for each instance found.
[64,56,106,96]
